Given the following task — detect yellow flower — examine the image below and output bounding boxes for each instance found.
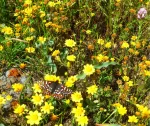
[44,74,60,82]
[136,104,144,111]
[20,63,26,69]
[15,33,20,37]
[134,51,139,56]
[54,124,63,126]
[87,85,98,95]
[0,45,3,51]
[14,104,27,116]
[117,105,127,116]
[122,76,129,81]
[29,27,35,32]
[72,106,85,118]
[83,64,95,76]
[97,39,104,45]
[25,36,34,41]
[12,83,24,92]
[128,115,138,123]
[56,1,61,5]
[105,42,111,48]
[41,102,54,114]
[112,103,122,107]
[144,70,150,76]
[24,0,32,5]
[1,26,13,35]
[110,58,115,61]
[76,116,88,126]
[121,41,129,48]
[45,22,52,27]
[141,106,150,118]
[39,11,46,18]
[24,7,33,16]
[38,36,46,44]
[22,17,29,24]
[131,36,137,41]
[25,47,35,53]
[0,95,6,106]
[52,50,60,57]
[65,76,77,87]
[6,95,12,101]
[116,0,121,2]
[67,62,71,68]
[65,99,70,104]
[96,54,104,62]
[103,56,109,61]
[126,81,133,86]
[26,110,42,125]
[145,60,150,66]
[71,91,83,102]
[86,30,91,34]
[32,83,42,93]
[65,39,76,47]
[31,94,44,105]
[90,13,95,17]
[48,1,56,7]
[67,55,76,62]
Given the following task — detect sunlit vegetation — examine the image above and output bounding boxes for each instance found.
[0,0,150,126]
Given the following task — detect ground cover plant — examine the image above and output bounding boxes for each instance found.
[0,0,150,126]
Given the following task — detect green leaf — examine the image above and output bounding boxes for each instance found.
[48,40,54,46]
[94,62,118,69]
[0,124,5,126]
[76,73,86,80]
[47,56,52,64]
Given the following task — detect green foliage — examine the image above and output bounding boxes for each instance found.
[0,0,150,126]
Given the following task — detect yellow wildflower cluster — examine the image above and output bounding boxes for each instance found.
[96,54,109,62]
[113,103,127,116]
[122,76,134,87]
[25,47,35,53]
[121,41,129,48]
[136,104,150,119]
[65,75,77,87]
[97,38,105,45]
[12,83,55,125]
[139,59,150,76]
[72,103,88,126]
[1,26,13,35]
[0,95,6,106]
[44,74,61,82]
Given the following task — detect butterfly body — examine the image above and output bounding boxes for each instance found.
[39,81,72,100]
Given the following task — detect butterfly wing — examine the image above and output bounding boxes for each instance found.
[39,81,72,100]
[52,84,72,99]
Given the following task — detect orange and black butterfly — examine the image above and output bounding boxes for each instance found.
[39,81,72,100]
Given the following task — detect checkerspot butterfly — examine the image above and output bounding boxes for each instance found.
[39,81,72,100]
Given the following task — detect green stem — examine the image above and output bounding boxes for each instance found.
[102,109,117,124]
